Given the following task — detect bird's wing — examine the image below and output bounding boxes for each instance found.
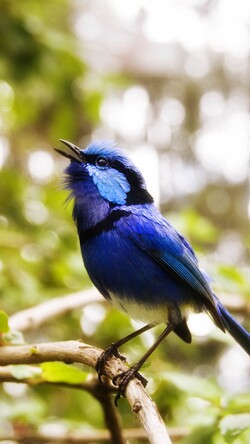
[122,208,223,329]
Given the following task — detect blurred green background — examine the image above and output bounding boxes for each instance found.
[0,0,250,442]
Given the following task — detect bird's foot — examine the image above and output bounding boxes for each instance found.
[113,366,148,406]
[95,343,126,383]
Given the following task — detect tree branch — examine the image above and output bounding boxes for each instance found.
[0,340,171,444]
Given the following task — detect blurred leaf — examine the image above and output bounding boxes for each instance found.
[162,371,222,403]
[226,393,250,412]
[220,414,250,442]
[41,362,88,384]
[180,426,215,444]
[0,398,46,423]
[168,209,218,245]
[10,364,42,380]
[0,310,9,333]
[217,265,246,285]
[3,330,25,345]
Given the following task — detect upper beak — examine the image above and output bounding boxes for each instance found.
[54,139,86,163]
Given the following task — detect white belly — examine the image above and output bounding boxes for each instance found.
[108,292,169,325]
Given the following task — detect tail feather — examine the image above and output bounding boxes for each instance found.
[217,301,250,356]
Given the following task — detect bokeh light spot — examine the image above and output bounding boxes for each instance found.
[21,244,42,262]
[185,53,210,78]
[101,86,151,141]
[0,136,10,169]
[80,303,106,336]
[75,13,101,41]
[188,313,214,337]
[24,201,49,225]
[160,98,185,127]
[28,151,54,183]
[0,81,15,112]
[194,112,250,183]
[218,347,250,393]
[200,91,225,120]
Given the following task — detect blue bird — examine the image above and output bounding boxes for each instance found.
[55,139,250,401]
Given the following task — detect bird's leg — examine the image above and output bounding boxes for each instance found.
[113,322,175,405]
[95,323,154,383]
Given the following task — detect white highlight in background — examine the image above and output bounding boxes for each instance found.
[194,112,250,183]
[80,303,106,336]
[130,143,160,207]
[0,136,9,168]
[188,313,214,337]
[218,347,250,393]
[28,151,54,182]
[100,86,151,142]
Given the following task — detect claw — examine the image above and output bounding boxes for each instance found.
[95,344,127,383]
[96,345,148,405]
[113,366,148,406]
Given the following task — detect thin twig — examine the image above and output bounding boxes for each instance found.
[9,288,103,331]
[94,382,126,444]
[0,340,171,444]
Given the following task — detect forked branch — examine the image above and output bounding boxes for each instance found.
[0,340,171,444]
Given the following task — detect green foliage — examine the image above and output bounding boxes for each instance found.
[0,310,9,333]
[10,364,42,380]
[0,396,47,424]
[9,362,89,385]
[161,371,222,403]
[0,0,88,139]
[41,362,88,384]
[0,311,24,344]
[168,209,218,248]
[220,414,250,443]
[3,330,25,345]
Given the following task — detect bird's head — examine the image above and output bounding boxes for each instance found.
[56,139,153,208]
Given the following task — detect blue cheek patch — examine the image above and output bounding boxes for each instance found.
[86,165,130,205]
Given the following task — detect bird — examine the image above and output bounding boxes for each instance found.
[55,139,250,402]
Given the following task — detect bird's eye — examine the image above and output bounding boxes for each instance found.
[96,156,109,168]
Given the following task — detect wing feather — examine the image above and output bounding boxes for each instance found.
[123,208,224,330]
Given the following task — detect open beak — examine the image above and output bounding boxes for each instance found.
[54,139,86,164]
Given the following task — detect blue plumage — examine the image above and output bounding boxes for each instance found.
[56,139,250,398]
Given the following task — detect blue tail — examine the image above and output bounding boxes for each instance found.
[217,301,250,356]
